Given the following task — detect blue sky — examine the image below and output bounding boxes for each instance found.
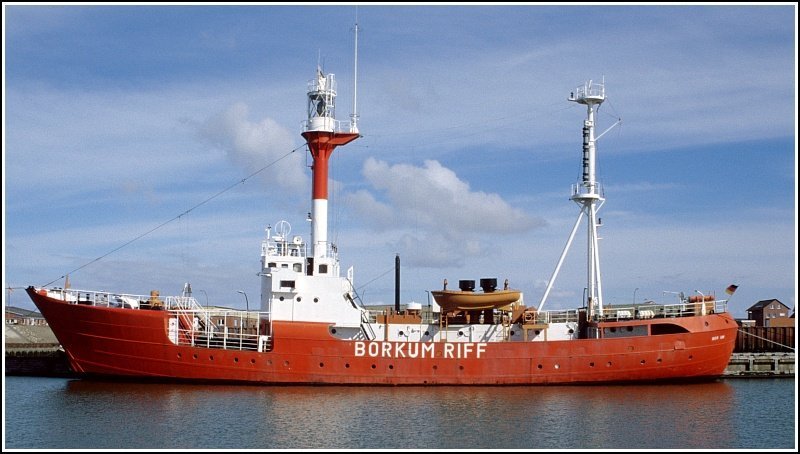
[3,4,796,318]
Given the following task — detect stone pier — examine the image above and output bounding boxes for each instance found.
[724,352,795,377]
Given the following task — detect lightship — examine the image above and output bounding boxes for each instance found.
[27,29,737,385]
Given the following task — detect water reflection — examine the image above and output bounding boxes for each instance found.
[4,377,793,449]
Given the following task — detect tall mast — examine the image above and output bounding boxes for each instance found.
[538,80,609,323]
[350,15,360,134]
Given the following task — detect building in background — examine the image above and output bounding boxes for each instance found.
[5,306,48,326]
[746,299,794,327]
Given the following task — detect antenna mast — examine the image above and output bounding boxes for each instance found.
[350,14,360,134]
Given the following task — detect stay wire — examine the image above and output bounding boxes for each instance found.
[42,144,307,288]
[356,265,395,293]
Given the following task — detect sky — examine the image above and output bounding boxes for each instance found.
[3,3,797,319]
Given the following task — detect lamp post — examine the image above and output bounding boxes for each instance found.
[663,290,683,303]
[694,290,706,316]
[199,289,209,309]
[237,290,249,312]
[237,290,249,334]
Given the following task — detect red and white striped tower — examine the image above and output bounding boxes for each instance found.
[301,66,359,266]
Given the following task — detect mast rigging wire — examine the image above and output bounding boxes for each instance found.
[42,145,306,288]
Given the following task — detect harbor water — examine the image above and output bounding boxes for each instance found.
[3,376,796,449]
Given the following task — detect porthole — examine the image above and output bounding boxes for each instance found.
[319,362,324,368]
[433,365,438,370]
[296,297,302,302]
[399,330,404,336]
[640,360,646,365]
[345,363,350,368]
[458,331,464,337]
[607,361,612,367]
[250,359,256,364]
[267,359,273,366]
[234,357,239,363]
[537,364,543,369]
[424,331,430,336]
[209,355,214,361]
[279,296,285,301]
[284,360,290,367]
[688,355,693,360]
[331,328,337,334]
[510,330,515,336]
[193,354,198,359]
[314,298,319,303]
[568,328,574,334]
[177,353,182,359]
[589,362,595,367]
[657,358,662,363]
[554,364,560,369]
[371,364,376,369]
[459,365,464,370]
[389,365,394,370]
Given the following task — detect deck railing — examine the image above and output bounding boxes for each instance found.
[595,299,728,322]
[43,287,273,352]
[168,308,271,352]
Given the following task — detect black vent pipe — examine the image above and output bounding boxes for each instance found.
[395,254,400,313]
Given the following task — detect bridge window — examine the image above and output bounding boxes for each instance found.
[319,264,328,274]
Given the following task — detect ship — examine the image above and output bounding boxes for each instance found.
[26,35,738,385]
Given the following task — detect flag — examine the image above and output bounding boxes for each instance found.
[725,284,738,295]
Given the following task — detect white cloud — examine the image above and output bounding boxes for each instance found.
[354,157,541,233]
[340,157,545,268]
[199,102,307,195]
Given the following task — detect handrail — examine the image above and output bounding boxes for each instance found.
[302,117,356,134]
[594,299,728,322]
[167,308,272,352]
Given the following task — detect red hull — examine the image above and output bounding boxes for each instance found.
[28,288,737,385]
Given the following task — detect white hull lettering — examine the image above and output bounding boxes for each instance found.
[354,341,487,359]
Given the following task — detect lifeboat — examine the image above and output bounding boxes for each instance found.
[432,279,521,312]
[431,289,522,312]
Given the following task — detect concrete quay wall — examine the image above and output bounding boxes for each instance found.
[724,352,795,377]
